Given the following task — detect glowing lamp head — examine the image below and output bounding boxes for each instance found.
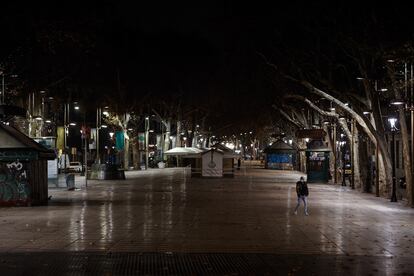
[388,118,397,129]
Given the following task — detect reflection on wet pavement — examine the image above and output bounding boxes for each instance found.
[0,167,413,264]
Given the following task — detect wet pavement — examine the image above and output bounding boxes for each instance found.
[0,165,414,275]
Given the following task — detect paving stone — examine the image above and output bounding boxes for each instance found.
[0,166,412,274]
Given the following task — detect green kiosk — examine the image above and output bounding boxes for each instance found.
[306,139,330,183]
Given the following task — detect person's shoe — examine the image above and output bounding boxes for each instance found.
[305,212,309,216]
[294,210,297,215]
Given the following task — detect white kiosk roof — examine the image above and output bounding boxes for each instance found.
[164,147,204,155]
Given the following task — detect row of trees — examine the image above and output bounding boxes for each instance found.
[3,3,414,206]
[259,9,414,206]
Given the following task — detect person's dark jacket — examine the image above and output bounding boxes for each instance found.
[296,180,309,197]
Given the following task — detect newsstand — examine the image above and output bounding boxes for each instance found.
[0,124,56,206]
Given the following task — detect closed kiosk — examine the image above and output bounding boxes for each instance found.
[306,139,330,183]
[263,140,297,170]
[201,149,224,177]
[0,124,56,206]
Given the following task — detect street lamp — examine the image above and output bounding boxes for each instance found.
[145,116,149,170]
[95,107,102,164]
[390,99,405,106]
[340,141,347,186]
[388,117,398,202]
[63,103,70,173]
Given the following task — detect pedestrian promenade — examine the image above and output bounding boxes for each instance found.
[0,165,413,275]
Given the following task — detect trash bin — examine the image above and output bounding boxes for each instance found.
[66,174,75,190]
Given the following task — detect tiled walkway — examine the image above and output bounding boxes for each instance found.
[1,167,414,275]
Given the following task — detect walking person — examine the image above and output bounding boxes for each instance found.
[237,158,241,170]
[294,176,309,216]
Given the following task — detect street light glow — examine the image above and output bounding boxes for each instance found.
[226,143,235,149]
[391,99,405,105]
[388,118,397,129]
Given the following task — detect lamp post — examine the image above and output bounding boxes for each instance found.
[63,103,69,174]
[145,116,149,170]
[411,63,414,207]
[388,117,398,202]
[95,107,102,164]
[341,141,346,186]
[334,123,337,184]
[1,72,4,104]
[351,119,356,189]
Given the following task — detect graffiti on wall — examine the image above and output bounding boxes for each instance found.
[0,161,30,205]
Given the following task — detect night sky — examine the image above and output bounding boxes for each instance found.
[1,2,413,133]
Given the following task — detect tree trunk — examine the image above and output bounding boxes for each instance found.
[352,126,361,189]
[359,139,369,191]
[338,118,361,188]
[398,106,412,204]
[132,140,139,169]
[297,140,307,173]
[391,77,413,203]
[291,79,392,195]
[323,124,335,182]
[163,120,171,160]
[176,120,181,147]
[123,130,129,169]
